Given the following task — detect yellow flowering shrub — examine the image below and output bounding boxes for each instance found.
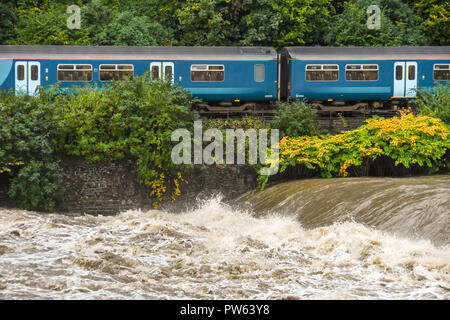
[264,111,449,186]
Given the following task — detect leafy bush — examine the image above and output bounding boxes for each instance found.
[415,83,450,124]
[203,116,272,169]
[8,160,64,211]
[259,111,450,189]
[270,101,318,138]
[0,91,63,211]
[204,116,270,131]
[50,74,198,208]
[324,0,428,46]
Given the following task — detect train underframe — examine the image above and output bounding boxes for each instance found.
[194,98,412,118]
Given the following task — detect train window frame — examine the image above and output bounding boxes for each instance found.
[408,65,416,81]
[190,64,225,82]
[17,65,25,81]
[164,64,173,82]
[395,65,403,80]
[151,64,160,80]
[433,64,450,81]
[254,64,265,82]
[305,64,339,82]
[345,64,379,81]
[31,65,39,81]
[99,64,134,82]
[57,64,93,82]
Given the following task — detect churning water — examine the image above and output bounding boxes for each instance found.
[0,176,449,299]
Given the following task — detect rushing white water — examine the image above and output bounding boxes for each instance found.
[0,194,448,299]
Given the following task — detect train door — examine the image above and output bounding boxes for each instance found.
[150,62,174,83]
[393,61,417,97]
[15,61,27,94]
[28,62,41,95]
[405,62,417,97]
[14,61,41,95]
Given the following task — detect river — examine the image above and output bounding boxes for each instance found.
[0,176,448,299]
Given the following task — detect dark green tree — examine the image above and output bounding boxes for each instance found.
[0,1,17,44]
[7,1,91,45]
[93,11,172,46]
[325,0,429,46]
[273,0,334,47]
[413,0,450,45]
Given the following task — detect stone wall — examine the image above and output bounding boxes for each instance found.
[59,157,256,215]
[315,116,369,134]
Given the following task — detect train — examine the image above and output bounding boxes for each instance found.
[0,45,449,114]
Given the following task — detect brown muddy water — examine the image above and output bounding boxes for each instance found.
[0,176,449,299]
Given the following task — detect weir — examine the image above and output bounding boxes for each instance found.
[240,175,450,246]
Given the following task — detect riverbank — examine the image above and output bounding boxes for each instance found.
[0,157,257,215]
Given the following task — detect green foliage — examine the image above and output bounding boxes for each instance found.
[8,160,64,212]
[270,101,318,138]
[273,0,333,47]
[416,83,450,124]
[325,0,429,46]
[0,1,17,44]
[50,74,198,207]
[7,1,91,45]
[84,2,172,46]
[3,0,445,47]
[175,0,224,46]
[0,91,64,211]
[204,116,270,131]
[238,0,281,47]
[413,0,450,45]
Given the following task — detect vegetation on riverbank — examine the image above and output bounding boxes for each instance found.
[0,75,449,211]
[416,83,450,125]
[258,111,450,189]
[0,91,63,211]
[0,75,197,210]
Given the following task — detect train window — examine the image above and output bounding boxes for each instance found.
[345,64,378,81]
[57,64,92,82]
[165,65,173,82]
[31,65,38,81]
[151,65,160,80]
[305,65,338,81]
[17,65,24,81]
[395,65,403,80]
[254,65,265,82]
[433,64,450,81]
[191,65,224,82]
[408,65,415,80]
[99,64,134,81]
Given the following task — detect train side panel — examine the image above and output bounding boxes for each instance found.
[2,57,278,102]
[290,59,450,101]
[416,60,450,91]
[0,59,14,92]
[290,60,393,101]
[181,60,278,101]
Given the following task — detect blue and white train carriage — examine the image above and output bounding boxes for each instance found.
[0,45,279,107]
[1,45,449,112]
[281,46,450,110]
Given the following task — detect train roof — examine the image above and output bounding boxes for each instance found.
[0,45,278,60]
[283,46,450,60]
